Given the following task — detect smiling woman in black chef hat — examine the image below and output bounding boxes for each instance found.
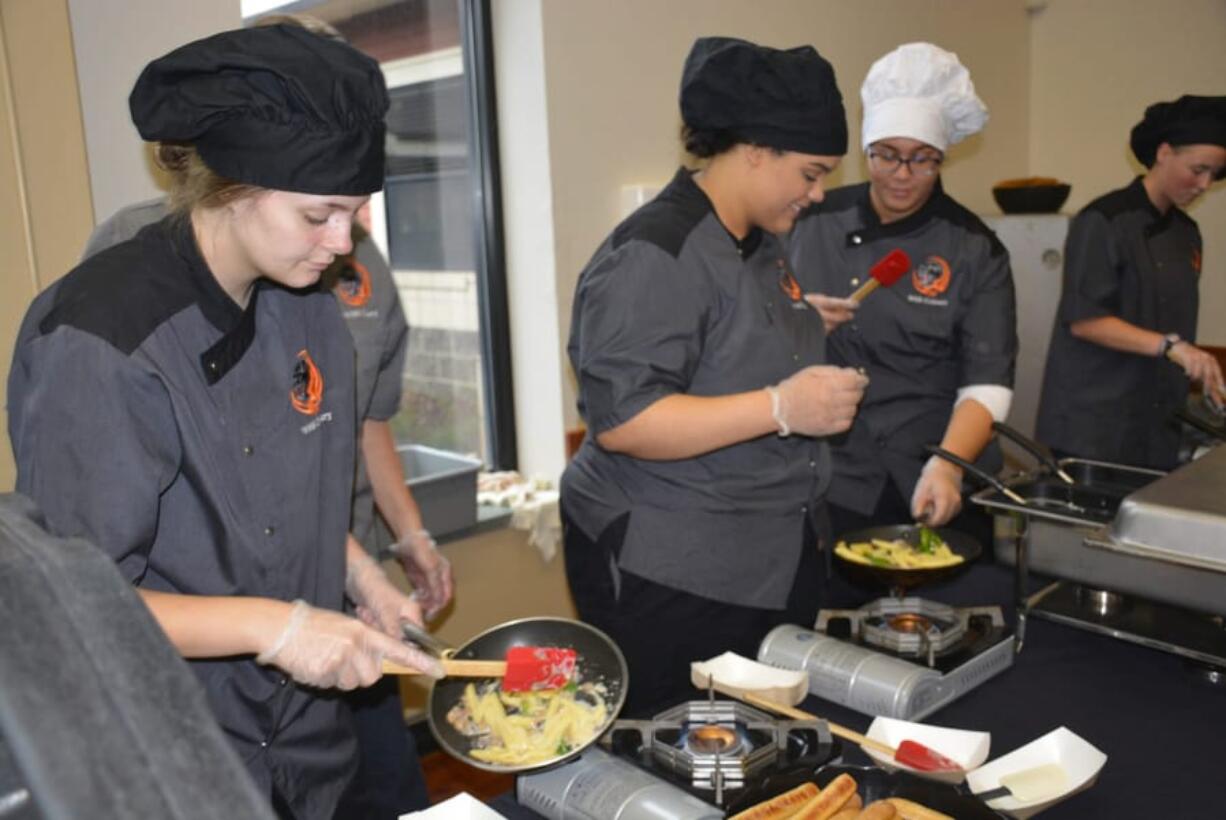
[7,25,443,820]
[1037,95,1226,469]
[561,36,868,717]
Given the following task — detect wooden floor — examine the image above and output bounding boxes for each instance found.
[421,750,515,805]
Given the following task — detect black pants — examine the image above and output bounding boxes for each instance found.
[331,678,430,819]
[562,508,820,719]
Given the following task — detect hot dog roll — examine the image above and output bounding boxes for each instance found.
[793,773,857,820]
[728,782,820,820]
[828,810,858,820]
[854,801,898,820]
[884,798,953,820]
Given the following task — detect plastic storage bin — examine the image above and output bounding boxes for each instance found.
[397,444,482,537]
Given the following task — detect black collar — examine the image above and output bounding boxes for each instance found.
[674,167,765,258]
[165,215,261,385]
[1125,176,1175,236]
[845,178,949,247]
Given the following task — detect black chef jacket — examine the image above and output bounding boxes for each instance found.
[789,181,1017,514]
[562,168,829,610]
[8,216,358,819]
[1036,177,1200,470]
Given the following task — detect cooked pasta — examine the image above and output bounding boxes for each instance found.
[446,680,609,766]
[835,534,963,570]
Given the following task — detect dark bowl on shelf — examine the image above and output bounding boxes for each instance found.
[992,183,1071,214]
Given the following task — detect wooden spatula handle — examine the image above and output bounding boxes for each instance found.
[739,691,896,757]
[381,658,507,677]
[849,279,881,303]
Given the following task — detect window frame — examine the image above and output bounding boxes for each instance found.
[458,0,517,470]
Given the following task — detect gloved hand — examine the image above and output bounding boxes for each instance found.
[804,293,859,334]
[255,599,443,690]
[346,553,425,638]
[1168,341,1225,407]
[910,455,963,526]
[767,366,868,437]
[390,529,454,621]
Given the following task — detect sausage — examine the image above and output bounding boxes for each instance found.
[884,798,954,820]
[793,773,858,820]
[854,801,898,820]
[728,782,820,820]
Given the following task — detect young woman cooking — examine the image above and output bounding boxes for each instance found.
[561,36,867,716]
[789,42,1017,556]
[7,26,441,819]
[1037,95,1226,469]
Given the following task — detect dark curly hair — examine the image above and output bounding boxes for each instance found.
[681,126,742,158]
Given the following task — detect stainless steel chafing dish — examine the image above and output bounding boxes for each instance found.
[972,445,1226,666]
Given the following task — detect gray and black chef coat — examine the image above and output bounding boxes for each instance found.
[81,198,410,553]
[1036,177,1200,469]
[324,238,409,548]
[9,216,358,819]
[561,168,830,610]
[789,181,1017,515]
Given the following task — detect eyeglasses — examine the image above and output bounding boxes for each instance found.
[867,148,944,177]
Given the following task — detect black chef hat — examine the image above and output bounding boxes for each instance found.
[130,25,389,195]
[1130,95,1226,180]
[680,37,847,156]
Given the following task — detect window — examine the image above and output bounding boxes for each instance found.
[242,0,515,468]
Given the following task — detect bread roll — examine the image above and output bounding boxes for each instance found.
[728,782,820,820]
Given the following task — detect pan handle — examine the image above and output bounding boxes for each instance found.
[924,444,1029,506]
[401,621,456,658]
[991,421,1075,484]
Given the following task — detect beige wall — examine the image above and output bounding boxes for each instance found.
[0,0,94,492]
[537,0,1032,428]
[1030,0,1226,344]
[67,0,238,221]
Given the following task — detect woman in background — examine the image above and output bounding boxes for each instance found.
[1037,95,1226,469]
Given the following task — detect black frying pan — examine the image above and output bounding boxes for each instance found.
[424,617,628,773]
[833,524,981,593]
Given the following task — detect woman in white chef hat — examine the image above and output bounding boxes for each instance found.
[789,42,1018,554]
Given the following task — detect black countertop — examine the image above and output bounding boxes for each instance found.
[487,560,1226,819]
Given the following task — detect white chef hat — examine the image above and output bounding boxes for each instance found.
[860,42,988,152]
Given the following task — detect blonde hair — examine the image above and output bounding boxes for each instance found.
[155,142,262,215]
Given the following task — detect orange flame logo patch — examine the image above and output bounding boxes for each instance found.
[290,350,324,416]
[912,256,951,298]
[335,257,372,307]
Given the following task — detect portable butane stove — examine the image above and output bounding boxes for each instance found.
[517,698,840,819]
[758,596,1015,720]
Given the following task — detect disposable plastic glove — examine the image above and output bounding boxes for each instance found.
[766,366,868,437]
[803,293,859,334]
[346,554,425,638]
[255,599,442,690]
[910,455,963,526]
[391,529,454,621]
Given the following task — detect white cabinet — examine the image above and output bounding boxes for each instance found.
[981,214,1070,439]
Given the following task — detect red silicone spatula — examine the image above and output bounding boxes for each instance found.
[849,249,912,303]
[382,646,577,691]
[739,691,963,773]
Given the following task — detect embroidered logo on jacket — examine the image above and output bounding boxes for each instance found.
[334,256,372,307]
[290,349,324,416]
[1192,248,1202,273]
[775,259,810,309]
[912,255,951,298]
